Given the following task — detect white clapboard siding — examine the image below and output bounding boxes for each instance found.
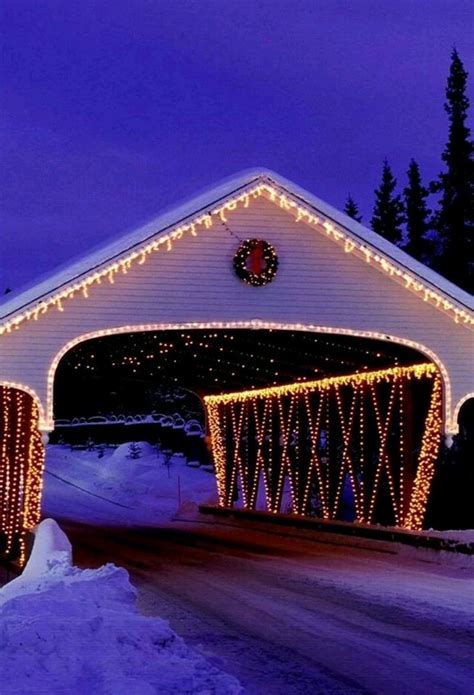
[0,193,472,433]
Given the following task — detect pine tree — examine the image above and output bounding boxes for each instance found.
[128,442,142,459]
[371,160,405,245]
[432,49,474,293]
[403,159,431,261]
[344,195,363,223]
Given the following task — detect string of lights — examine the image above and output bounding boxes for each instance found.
[404,375,443,530]
[47,321,454,432]
[0,386,45,564]
[205,362,438,404]
[205,362,442,531]
[303,392,327,518]
[0,181,472,338]
[63,329,408,383]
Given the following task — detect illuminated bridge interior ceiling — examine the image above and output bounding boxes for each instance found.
[54,329,426,418]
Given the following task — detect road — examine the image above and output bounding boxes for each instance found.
[64,519,474,695]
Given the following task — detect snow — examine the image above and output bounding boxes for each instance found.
[422,529,474,543]
[42,443,219,526]
[8,446,472,694]
[42,443,293,525]
[69,519,474,695]
[11,518,71,585]
[42,444,473,551]
[0,520,242,695]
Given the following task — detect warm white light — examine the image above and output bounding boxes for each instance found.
[0,381,45,427]
[205,363,442,531]
[0,180,472,339]
[43,321,454,433]
[451,392,474,433]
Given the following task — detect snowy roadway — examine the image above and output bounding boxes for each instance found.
[58,521,473,695]
[41,446,474,694]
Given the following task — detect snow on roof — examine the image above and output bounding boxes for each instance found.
[267,170,473,310]
[1,168,472,322]
[0,171,261,320]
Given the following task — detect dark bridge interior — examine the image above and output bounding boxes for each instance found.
[54,328,426,419]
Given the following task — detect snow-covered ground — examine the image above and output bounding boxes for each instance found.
[421,528,474,544]
[0,446,244,693]
[66,519,474,695]
[42,443,294,526]
[4,443,471,694]
[42,443,220,525]
[0,519,241,695]
[43,444,473,548]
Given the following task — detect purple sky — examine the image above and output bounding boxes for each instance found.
[1,0,473,291]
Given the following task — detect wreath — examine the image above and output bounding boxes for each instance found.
[233,239,278,286]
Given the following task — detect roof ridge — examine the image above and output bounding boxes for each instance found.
[0,169,472,333]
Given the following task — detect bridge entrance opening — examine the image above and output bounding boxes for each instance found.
[50,328,442,531]
[53,328,427,443]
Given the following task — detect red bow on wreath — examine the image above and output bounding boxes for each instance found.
[247,240,267,274]
[233,239,278,286]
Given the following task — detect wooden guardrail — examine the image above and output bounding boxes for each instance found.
[199,505,473,555]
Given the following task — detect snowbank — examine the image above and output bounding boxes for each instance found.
[0,520,241,695]
[43,444,219,526]
[422,529,474,544]
[110,441,156,460]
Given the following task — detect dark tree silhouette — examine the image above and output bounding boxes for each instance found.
[371,160,404,245]
[431,49,474,293]
[344,195,362,223]
[403,159,431,262]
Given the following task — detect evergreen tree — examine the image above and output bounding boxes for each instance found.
[432,49,474,293]
[128,442,142,459]
[371,160,405,245]
[403,159,431,261]
[344,194,363,223]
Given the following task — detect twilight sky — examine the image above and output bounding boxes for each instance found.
[1,0,473,291]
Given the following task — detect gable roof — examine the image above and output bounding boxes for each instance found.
[1,168,473,332]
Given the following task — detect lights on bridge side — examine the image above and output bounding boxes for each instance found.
[0,381,45,427]
[204,362,438,404]
[0,385,45,565]
[205,362,442,531]
[404,374,443,530]
[0,182,472,338]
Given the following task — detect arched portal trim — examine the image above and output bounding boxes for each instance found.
[0,381,46,430]
[452,393,474,427]
[46,320,453,433]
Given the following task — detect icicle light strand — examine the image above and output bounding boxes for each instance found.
[0,182,471,339]
[205,362,442,531]
[0,386,45,564]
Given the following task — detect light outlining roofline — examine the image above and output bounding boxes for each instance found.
[267,177,472,312]
[0,177,260,322]
[44,320,454,433]
[0,176,472,335]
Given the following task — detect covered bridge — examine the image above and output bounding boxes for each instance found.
[0,169,472,556]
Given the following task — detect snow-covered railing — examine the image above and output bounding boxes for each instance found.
[54,414,205,434]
